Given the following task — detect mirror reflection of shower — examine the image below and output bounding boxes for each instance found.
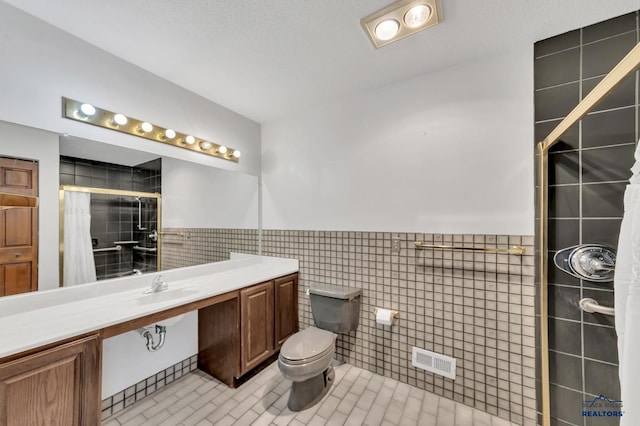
[135,196,148,231]
[59,156,161,285]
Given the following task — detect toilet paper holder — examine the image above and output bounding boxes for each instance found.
[373,308,399,319]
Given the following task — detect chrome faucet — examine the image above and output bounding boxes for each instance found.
[151,275,168,292]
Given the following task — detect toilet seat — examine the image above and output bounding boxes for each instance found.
[278,327,336,382]
[280,343,333,366]
[279,327,335,364]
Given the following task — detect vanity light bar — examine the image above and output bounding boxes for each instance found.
[62,97,241,163]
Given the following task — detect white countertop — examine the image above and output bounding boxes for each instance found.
[0,254,298,359]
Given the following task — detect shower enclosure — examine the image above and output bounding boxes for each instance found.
[60,186,161,283]
[535,15,640,426]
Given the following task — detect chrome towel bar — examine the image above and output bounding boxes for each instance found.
[414,242,526,255]
[579,298,615,316]
[159,231,191,239]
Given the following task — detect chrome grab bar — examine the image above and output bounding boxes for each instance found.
[579,298,615,316]
[93,245,122,253]
[134,246,157,253]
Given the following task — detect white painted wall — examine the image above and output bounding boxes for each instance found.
[261,49,535,235]
[102,312,197,398]
[0,121,60,290]
[0,2,261,400]
[163,157,259,229]
[0,2,260,176]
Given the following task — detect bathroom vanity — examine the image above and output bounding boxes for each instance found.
[199,273,298,386]
[0,255,298,426]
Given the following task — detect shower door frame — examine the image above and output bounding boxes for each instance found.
[537,42,640,426]
[59,185,162,286]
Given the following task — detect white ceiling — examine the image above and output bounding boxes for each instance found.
[4,0,640,123]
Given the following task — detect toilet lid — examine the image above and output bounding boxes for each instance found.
[280,327,335,362]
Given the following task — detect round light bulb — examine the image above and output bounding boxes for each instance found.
[374,19,400,41]
[80,103,96,116]
[217,146,228,155]
[140,122,153,133]
[404,4,431,28]
[113,113,128,126]
[232,150,241,159]
[184,135,196,145]
[164,129,176,139]
[199,141,213,150]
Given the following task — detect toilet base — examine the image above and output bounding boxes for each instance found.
[287,366,335,412]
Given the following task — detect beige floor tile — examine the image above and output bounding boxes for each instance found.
[180,402,217,426]
[106,362,519,426]
[119,414,148,426]
[157,405,195,426]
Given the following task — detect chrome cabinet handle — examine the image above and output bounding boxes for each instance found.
[13,252,22,258]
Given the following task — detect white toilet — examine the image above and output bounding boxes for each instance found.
[278,284,362,411]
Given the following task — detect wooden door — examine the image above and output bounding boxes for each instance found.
[0,335,101,426]
[0,157,38,296]
[240,281,274,374]
[275,274,298,349]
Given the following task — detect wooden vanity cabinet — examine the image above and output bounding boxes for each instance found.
[274,274,298,349]
[239,274,298,376]
[240,281,274,374]
[0,334,101,426]
[199,273,298,385]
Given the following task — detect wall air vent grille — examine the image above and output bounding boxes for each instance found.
[411,346,456,380]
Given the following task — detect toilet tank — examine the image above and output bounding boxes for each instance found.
[309,285,362,333]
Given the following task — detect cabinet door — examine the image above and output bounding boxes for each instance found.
[0,335,100,426]
[240,281,274,374]
[275,274,298,349]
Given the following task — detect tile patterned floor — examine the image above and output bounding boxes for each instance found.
[104,362,517,426]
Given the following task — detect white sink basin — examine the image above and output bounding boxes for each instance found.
[135,287,200,306]
[154,314,185,327]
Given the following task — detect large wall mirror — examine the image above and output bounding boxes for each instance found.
[0,124,259,293]
[58,136,260,286]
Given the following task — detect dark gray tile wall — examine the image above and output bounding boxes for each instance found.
[60,156,162,279]
[534,11,638,426]
[262,230,536,425]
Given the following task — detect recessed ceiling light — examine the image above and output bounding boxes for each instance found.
[361,0,443,48]
[404,4,431,28]
[375,19,400,41]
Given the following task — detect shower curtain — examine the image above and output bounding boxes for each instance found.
[63,191,97,286]
[615,142,640,425]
